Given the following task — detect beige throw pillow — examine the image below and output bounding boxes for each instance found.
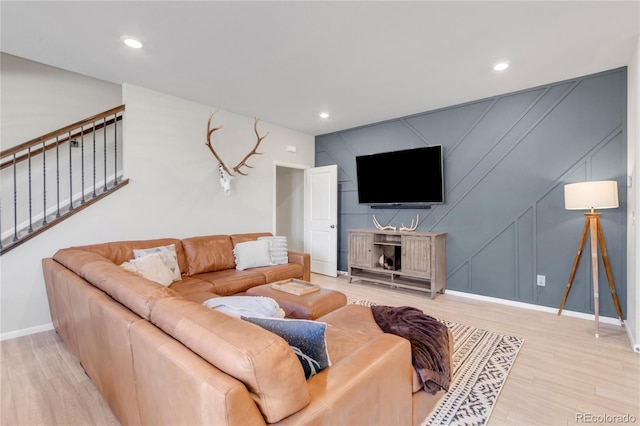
[133,244,181,281]
[120,253,174,286]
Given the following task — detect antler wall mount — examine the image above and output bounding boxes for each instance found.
[205,111,269,195]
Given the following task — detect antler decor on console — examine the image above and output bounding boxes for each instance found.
[400,214,419,232]
[372,215,396,231]
[373,214,420,232]
[205,111,269,195]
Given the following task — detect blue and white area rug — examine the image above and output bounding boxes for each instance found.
[347,296,524,426]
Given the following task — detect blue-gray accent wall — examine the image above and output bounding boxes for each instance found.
[315,68,627,317]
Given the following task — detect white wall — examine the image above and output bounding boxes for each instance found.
[628,36,640,352]
[0,76,314,338]
[0,53,122,148]
[1,54,122,338]
[120,84,314,237]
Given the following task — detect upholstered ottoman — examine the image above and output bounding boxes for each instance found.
[246,283,347,320]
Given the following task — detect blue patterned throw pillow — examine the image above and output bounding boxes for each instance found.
[242,316,331,379]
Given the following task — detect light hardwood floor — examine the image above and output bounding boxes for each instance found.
[1,273,639,426]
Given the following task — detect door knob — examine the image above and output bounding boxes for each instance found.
[330,225,336,229]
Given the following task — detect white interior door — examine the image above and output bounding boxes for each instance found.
[304,165,337,277]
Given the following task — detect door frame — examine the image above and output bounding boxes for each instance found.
[272,160,309,237]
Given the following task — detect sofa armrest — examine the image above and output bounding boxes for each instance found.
[287,251,310,281]
[276,333,413,425]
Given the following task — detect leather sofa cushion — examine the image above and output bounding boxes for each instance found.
[230,232,272,246]
[194,269,266,296]
[182,235,236,275]
[320,304,384,364]
[320,304,425,393]
[250,263,304,283]
[279,332,413,426]
[76,238,188,277]
[180,291,220,305]
[53,249,177,320]
[150,297,310,423]
[168,277,215,295]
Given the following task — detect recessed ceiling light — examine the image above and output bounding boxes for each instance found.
[123,38,143,49]
[493,62,509,71]
[319,112,330,119]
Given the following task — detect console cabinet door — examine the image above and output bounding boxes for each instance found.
[401,235,431,277]
[348,232,374,268]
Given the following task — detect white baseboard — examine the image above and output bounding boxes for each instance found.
[626,324,640,353]
[342,273,637,350]
[0,323,54,341]
[444,289,624,325]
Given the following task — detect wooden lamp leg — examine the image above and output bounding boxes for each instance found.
[559,212,624,337]
[595,216,625,327]
[558,217,590,315]
[587,213,600,338]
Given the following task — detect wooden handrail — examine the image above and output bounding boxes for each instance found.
[0,115,123,171]
[0,104,125,159]
[0,104,128,255]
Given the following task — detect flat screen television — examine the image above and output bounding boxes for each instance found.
[355,145,444,206]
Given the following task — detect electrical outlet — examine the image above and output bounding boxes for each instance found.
[536,275,546,287]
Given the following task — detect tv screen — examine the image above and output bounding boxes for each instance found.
[355,146,444,205]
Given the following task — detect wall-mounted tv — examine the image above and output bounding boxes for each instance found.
[355,145,444,206]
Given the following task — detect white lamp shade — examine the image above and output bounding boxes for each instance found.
[564,180,619,210]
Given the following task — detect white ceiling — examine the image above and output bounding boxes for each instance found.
[2,1,639,136]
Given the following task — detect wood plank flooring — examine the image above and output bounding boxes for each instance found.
[317,274,640,426]
[1,325,118,425]
[1,273,638,425]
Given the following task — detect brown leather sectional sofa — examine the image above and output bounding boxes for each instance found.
[42,232,443,425]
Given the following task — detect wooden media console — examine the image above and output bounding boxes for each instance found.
[347,229,446,298]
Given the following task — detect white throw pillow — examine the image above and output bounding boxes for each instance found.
[233,239,274,271]
[133,244,181,281]
[120,253,174,286]
[258,236,289,265]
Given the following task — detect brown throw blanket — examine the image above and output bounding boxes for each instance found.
[371,305,452,394]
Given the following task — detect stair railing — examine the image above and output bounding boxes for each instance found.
[1,105,129,255]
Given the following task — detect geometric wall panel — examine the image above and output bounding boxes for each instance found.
[316,67,627,317]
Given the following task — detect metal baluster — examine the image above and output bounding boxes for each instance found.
[114,113,118,185]
[81,126,85,204]
[68,131,74,211]
[42,141,47,225]
[92,122,97,197]
[12,154,18,241]
[28,148,33,233]
[56,136,60,218]
[103,117,107,192]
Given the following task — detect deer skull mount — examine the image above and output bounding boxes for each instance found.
[206,111,269,195]
[217,163,233,195]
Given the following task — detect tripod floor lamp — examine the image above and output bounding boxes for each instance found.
[558,180,624,338]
